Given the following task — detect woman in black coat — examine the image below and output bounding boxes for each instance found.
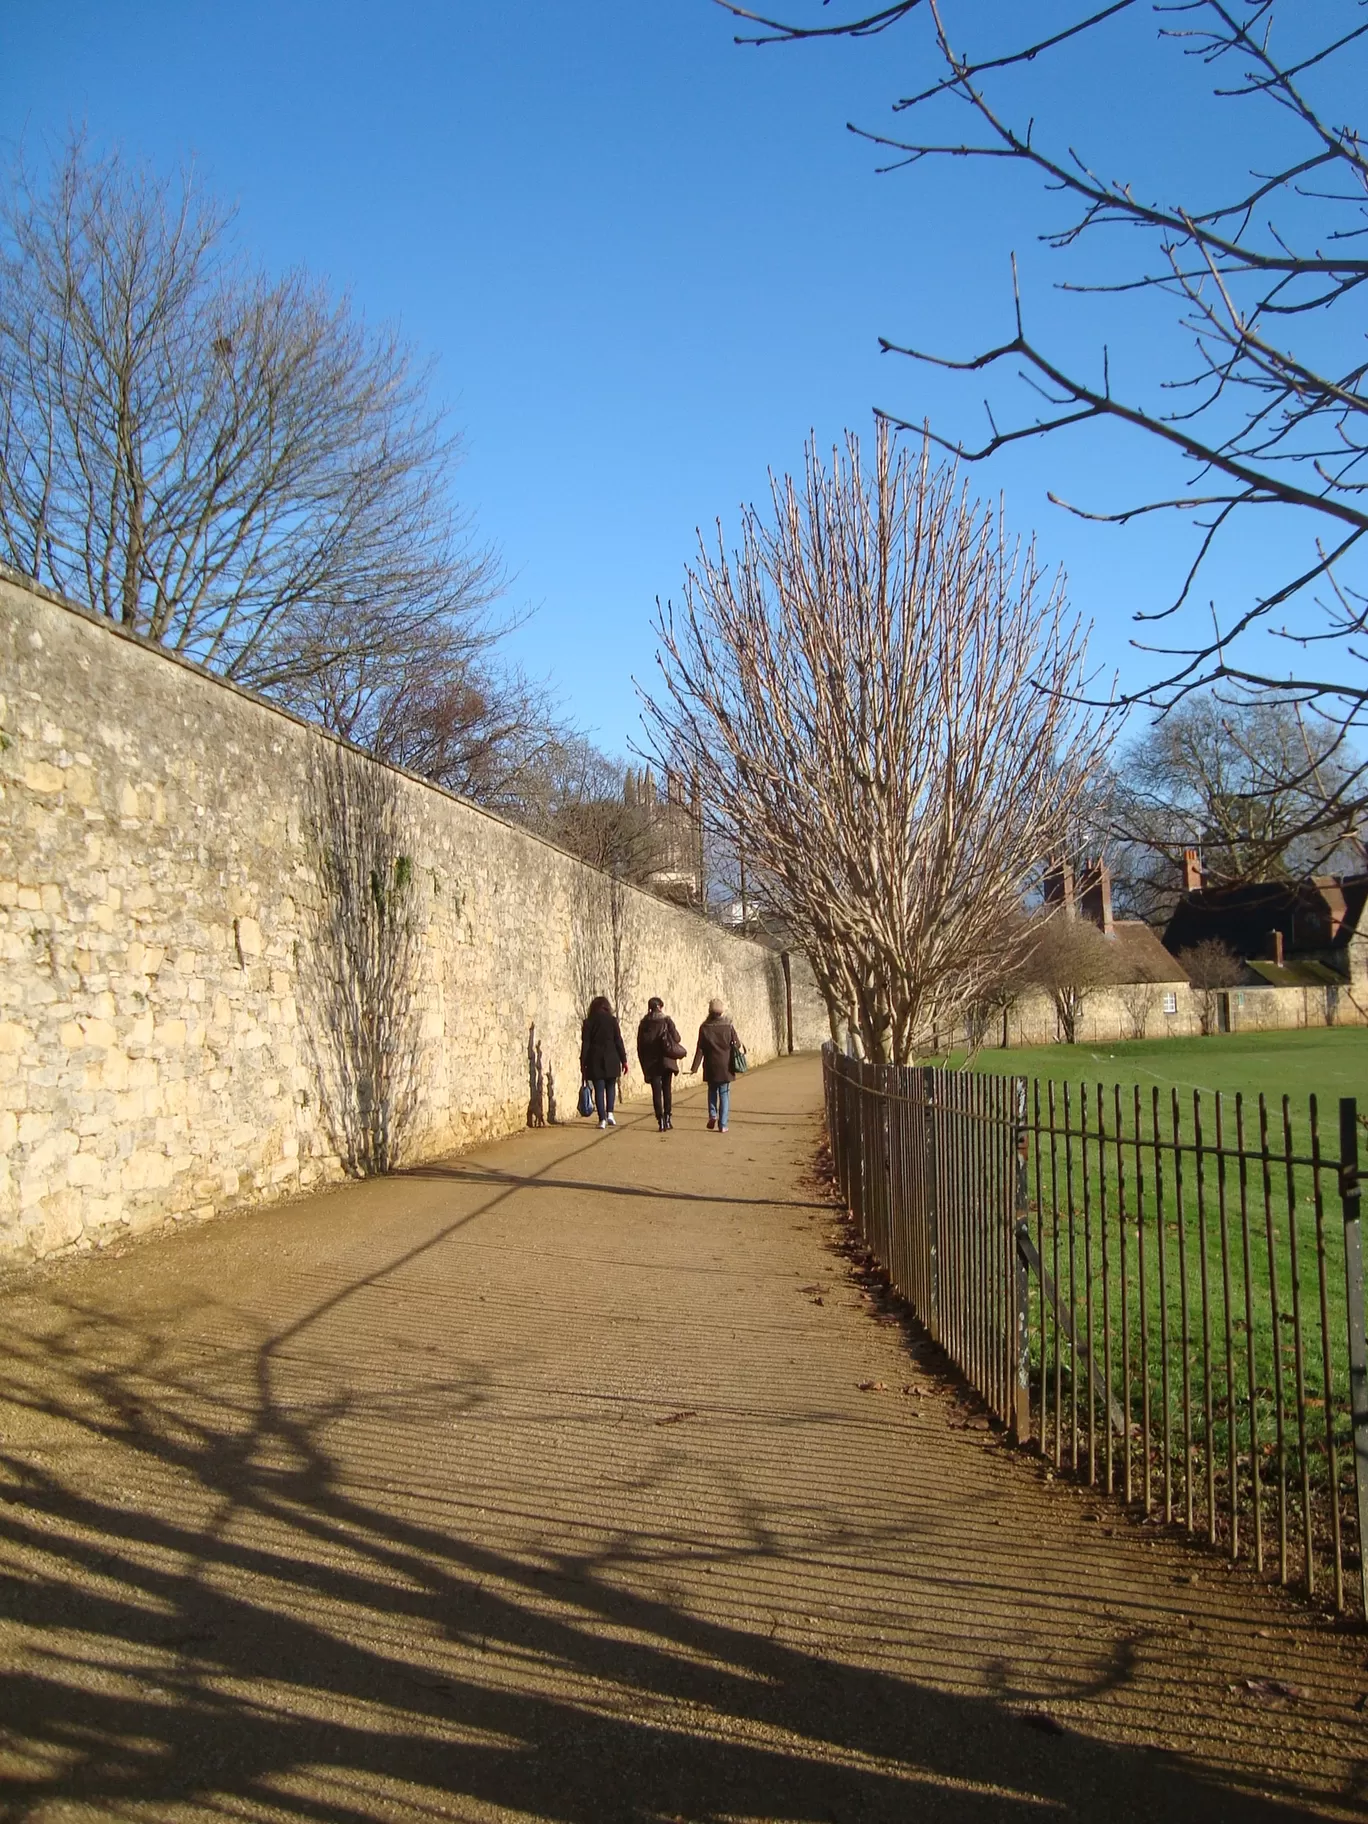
[580,995,628,1129]
[636,996,684,1133]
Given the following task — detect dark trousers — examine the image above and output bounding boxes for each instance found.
[649,1073,673,1124]
[592,1076,618,1121]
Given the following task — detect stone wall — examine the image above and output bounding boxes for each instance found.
[982,976,1365,1050]
[0,568,828,1263]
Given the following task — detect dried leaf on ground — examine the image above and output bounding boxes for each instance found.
[1242,1678,1305,1704]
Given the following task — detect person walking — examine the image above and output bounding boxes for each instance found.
[691,997,743,1133]
[580,995,628,1129]
[636,996,685,1132]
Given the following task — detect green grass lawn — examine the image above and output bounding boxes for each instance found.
[962,1026,1367,1557]
[969,1026,1367,1117]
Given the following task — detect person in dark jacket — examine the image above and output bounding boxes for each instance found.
[580,995,628,1129]
[690,997,742,1133]
[636,996,684,1133]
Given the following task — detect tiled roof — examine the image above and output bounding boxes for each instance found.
[1243,958,1346,989]
[1108,919,1190,983]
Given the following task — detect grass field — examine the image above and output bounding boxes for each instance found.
[962,1026,1368,1560]
[969,1026,1366,1116]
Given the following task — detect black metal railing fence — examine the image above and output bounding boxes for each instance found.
[823,1045,1368,1618]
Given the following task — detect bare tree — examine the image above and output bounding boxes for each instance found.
[1118,971,1160,1042]
[0,139,498,698]
[719,1,1368,855]
[1178,937,1243,1037]
[509,738,667,882]
[643,422,1107,1063]
[565,866,639,1026]
[272,625,564,813]
[607,876,638,1016]
[964,907,1035,1051]
[1027,912,1120,1046]
[1106,691,1365,922]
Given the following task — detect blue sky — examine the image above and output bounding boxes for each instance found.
[2,1,1319,754]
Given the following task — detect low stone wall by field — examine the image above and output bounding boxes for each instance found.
[0,568,828,1264]
[982,978,1365,1050]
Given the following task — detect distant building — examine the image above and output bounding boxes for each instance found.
[1158,852,1368,1029]
[1042,856,1189,988]
[984,854,1366,1048]
[624,766,702,906]
[1163,852,1368,986]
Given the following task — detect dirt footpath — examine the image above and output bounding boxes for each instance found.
[1,1053,1366,1822]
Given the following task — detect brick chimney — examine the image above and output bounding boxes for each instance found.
[1079,857,1115,936]
[1182,848,1203,893]
[1043,859,1076,917]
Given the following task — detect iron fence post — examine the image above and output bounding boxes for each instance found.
[923,1064,940,1340]
[1340,1095,1368,1618]
[1012,1076,1031,1445]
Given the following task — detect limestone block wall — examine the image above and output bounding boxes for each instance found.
[0,569,828,1264]
[987,978,1362,1051]
[999,985,1201,1048]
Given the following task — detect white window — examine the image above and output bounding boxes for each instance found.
[1162,991,1178,1015]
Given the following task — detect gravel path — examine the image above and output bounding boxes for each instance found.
[1,1052,1366,1822]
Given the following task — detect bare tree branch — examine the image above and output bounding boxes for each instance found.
[730,2,1368,851]
[0,137,500,705]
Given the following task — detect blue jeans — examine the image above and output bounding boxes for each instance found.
[593,1076,618,1121]
[708,1082,730,1129]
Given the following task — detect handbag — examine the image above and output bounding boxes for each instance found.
[577,1081,595,1119]
[730,1037,748,1075]
[665,1038,687,1061]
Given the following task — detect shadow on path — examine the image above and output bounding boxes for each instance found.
[1,1059,1362,1822]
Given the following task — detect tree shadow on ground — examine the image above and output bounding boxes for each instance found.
[405,1160,830,1215]
[0,1167,1358,1822]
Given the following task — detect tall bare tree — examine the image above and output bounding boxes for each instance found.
[0,139,498,699]
[720,1,1368,855]
[271,620,563,813]
[1106,690,1364,921]
[643,423,1107,1063]
[507,738,667,881]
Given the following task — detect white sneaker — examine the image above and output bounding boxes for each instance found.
[606,1114,616,1127]
[598,1119,607,1130]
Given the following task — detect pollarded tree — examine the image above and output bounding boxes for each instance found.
[720,1,1368,860]
[643,423,1109,1063]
